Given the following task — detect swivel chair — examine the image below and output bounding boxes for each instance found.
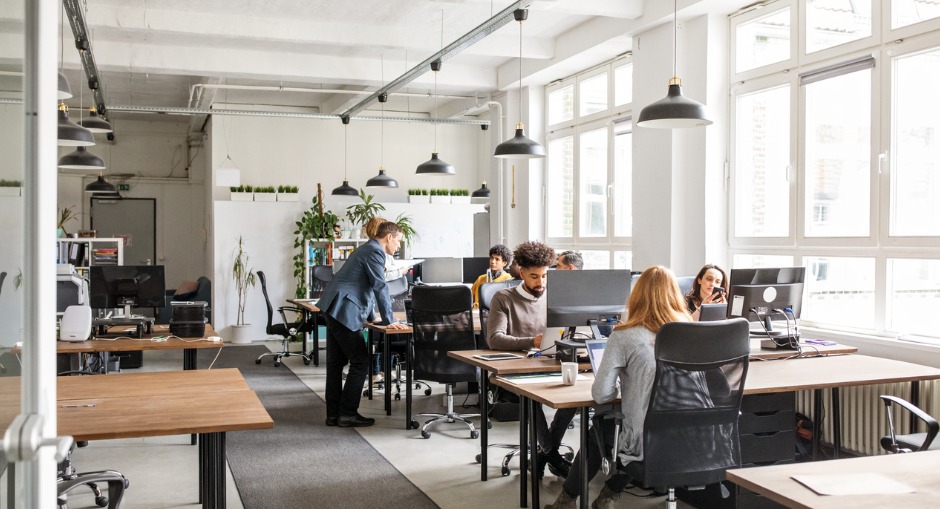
[408,285,480,439]
[57,441,129,509]
[254,270,313,367]
[368,276,431,400]
[596,318,750,509]
[879,395,939,453]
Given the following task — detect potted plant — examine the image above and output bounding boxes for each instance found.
[394,213,418,251]
[57,206,78,237]
[0,179,22,197]
[450,189,471,204]
[231,235,256,344]
[430,188,450,204]
[230,185,253,201]
[345,189,386,238]
[408,188,429,204]
[254,185,277,202]
[277,185,299,202]
[292,186,340,297]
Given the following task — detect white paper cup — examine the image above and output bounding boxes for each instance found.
[561,362,578,385]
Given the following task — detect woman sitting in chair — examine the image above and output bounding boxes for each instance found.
[546,265,692,509]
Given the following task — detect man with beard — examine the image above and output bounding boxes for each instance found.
[486,241,574,478]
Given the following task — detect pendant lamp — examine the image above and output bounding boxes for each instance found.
[366,72,398,188]
[494,9,545,159]
[58,146,106,170]
[58,72,72,100]
[84,173,116,194]
[417,12,456,175]
[332,117,359,196]
[58,104,95,147]
[78,107,113,133]
[471,182,491,198]
[636,0,712,128]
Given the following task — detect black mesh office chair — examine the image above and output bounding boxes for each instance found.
[597,318,750,509]
[409,285,480,439]
[57,442,128,509]
[369,276,431,400]
[879,395,940,453]
[255,270,313,367]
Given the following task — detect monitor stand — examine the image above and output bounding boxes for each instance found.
[94,306,154,338]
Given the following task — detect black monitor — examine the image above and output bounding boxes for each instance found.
[461,257,491,284]
[89,265,166,310]
[546,269,631,329]
[416,257,463,283]
[726,267,805,342]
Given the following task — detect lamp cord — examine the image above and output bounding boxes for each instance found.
[518,16,523,125]
[380,53,384,170]
[673,0,678,79]
[343,123,348,180]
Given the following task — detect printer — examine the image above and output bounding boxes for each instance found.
[56,264,89,316]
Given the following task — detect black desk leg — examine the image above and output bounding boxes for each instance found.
[199,432,227,509]
[831,387,841,459]
[384,331,392,416]
[579,407,589,509]
[185,348,198,445]
[911,380,920,432]
[480,370,489,481]
[199,432,208,507]
[406,344,414,430]
[812,388,822,461]
[217,432,227,509]
[366,329,374,401]
[529,398,539,509]
[311,312,321,366]
[519,397,528,508]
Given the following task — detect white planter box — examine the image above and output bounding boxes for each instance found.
[254,193,277,202]
[231,191,253,202]
[430,196,450,204]
[0,187,22,197]
[408,195,430,204]
[277,192,299,202]
[450,196,471,204]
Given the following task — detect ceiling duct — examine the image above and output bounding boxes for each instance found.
[63,0,109,121]
[340,0,532,119]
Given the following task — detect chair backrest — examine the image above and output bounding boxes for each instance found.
[478,279,522,348]
[257,270,277,333]
[676,276,695,297]
[310,265,333,299]
[387,275,409,312]
[637,318,750,488]
[410,285,477,383]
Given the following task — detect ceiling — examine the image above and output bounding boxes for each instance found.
[0,0,744,129]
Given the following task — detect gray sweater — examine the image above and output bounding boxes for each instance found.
[486,285,546,351]
[591,325,656,466]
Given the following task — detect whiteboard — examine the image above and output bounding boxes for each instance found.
[382,203,486,258]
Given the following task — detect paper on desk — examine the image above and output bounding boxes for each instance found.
[791,473,915,496]
[498,373,591,385]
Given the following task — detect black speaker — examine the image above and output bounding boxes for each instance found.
[170,301,207,338]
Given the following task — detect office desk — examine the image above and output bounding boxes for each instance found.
[56,323,222,371]
[726,449,940,508]
[286,298,322,366]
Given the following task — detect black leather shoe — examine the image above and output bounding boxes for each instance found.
[544,449,571,478]
[338,413,376,427]
[325,416,338,426]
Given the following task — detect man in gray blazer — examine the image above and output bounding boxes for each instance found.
[318,221,407,427]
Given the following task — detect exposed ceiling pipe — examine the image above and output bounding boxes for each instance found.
[340,0,531,119]
[63,0,109,120]
[187,83,476,109]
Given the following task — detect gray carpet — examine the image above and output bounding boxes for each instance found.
[199,346,439,509]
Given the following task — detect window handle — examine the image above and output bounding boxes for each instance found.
[878,151,888,175]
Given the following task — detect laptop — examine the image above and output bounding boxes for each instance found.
[539,326,567,355]
[584,339,607,373]
[699,303,728,322]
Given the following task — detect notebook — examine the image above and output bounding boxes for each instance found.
[584,339,607,373]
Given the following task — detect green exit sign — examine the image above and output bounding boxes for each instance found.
[119,184,130,191]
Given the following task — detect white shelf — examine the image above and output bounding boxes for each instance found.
[57,238,125,267]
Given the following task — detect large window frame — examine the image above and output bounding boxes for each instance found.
[730,0,940,341]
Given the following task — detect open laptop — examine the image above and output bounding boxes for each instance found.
[539,326,567,355]
[699,303,728,322]
[584,339,607,373]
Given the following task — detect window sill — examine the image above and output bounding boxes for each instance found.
[801,326,940,368]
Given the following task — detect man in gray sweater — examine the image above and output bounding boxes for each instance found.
[487,241,576,478]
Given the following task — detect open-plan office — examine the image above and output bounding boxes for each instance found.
[3,0,940,508]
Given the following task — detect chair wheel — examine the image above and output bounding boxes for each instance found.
[421,430,431,439]
[475,454,482,463]
[362,390,369,397]
[95,496,108,507]
[487,420,493,429]
[394,394,401,401]
[424,389,432,396]
[410,420,419,429]
[274,361,281,367]
[255,359,262,364]
[303,358,311,365]
[470,430,479,439]
[501,466,511,476]
[563,451,574,461]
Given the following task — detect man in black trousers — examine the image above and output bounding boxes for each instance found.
[317,221,407,427]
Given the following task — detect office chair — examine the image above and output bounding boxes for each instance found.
[57,441,129,509]
[409,285,480,439]
[596,318,750,509]
[255,270,313,367]
[879,395,940,453]
[675,276,695,297]
[369,276,432,400]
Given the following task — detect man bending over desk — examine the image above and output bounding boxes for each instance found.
[487,241,576,479]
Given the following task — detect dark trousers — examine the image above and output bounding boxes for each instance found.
[534,405,577,453]
[562,414,632,498]
[324,315,370,418]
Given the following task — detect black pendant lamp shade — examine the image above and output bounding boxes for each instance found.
[636,78,712,128]
[416,152,455,175]
[366,168,398,188]
[58,146,105,170]
[494,124,545,158]
[471,182,491,198]
[58,72,72,100]
[78,109,113,133]
[331,179,358,196]
[58,106,95,147]
[84,174,116,194]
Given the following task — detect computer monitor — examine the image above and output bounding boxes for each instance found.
[546,269,631,330]
[416,257,463,284]
[89,265,166,311]
[461,257,491,284]
[726,266,805,343]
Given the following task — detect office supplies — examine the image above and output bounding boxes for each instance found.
[473,352,522,361]
[560,362,578,385]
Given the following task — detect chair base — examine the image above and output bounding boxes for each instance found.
[255,338,312,367]
[57,470,128,509]
[419,411,480,439]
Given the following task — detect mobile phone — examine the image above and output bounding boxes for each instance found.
[712,287,725,295]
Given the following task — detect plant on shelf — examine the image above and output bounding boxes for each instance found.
[408,188,430,204]
[57,206,78,237]
[394,213,418,249]
[345,189,386,236]
[232,235,256,329]
[0,179,22,197]
[292,184,340,297]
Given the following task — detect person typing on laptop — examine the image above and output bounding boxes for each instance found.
[486,241,575,479]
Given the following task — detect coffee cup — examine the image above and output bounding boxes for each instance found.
[561,362,578,385]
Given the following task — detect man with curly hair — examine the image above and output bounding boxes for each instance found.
[487,241,575,479]
[470,243,514,308]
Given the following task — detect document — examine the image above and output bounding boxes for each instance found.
[791,473,916,496]
[498,373,590,385]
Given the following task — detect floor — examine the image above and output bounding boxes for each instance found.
[58,341,675,509]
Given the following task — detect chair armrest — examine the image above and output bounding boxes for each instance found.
[880,395,940,451]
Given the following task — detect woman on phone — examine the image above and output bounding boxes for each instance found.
[684,264,729,320]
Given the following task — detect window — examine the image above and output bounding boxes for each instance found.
[735,5,791,74]
[802,256,875,329]
[613,120,632,237]
[548,84,574,126]
[546,136,574,238]
[614,64,633,106]
[579,128,607,237]
[579,72,608,117]
[891,0,940,30]
[888,258,940,336]
[805,0,872,54]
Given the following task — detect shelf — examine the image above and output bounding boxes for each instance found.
[57,238,125,267]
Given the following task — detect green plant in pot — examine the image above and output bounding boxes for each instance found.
[292,185,340,297]
[57,206,78,237]
[345,189,386,239]
[231,235,256,343]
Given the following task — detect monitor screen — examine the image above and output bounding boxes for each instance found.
[546,269,631,329]
[417,257,463,284]
[89,265,166,309]
[727,266,805,322]
[461,257,491,284]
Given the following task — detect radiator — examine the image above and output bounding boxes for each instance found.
[795,379,940,456]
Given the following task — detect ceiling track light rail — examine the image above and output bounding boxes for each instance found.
[63,0,110,121]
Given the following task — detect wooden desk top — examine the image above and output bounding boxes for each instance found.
[449,350,590,374]
[491,373,608,410]
[55,323,221,353]
[745,354,940,395]
[750,342,857,360]
[288,299,320,313]
[726,449,940,509]
[57,368,249,400]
